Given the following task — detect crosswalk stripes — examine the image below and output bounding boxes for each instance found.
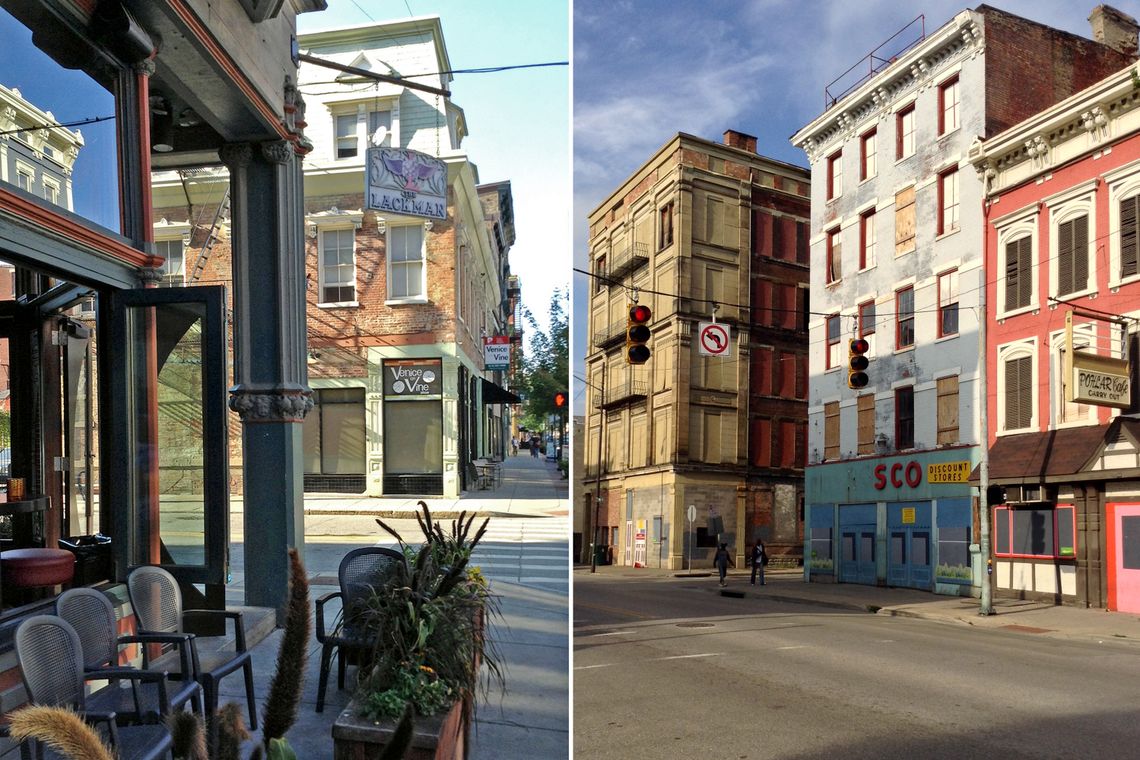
[471,516,568,592]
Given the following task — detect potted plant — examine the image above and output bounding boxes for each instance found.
[332,503,504,760]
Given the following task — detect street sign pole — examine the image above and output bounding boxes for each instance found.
[686,504,696,573]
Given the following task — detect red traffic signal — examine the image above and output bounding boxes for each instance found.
[554,391,566,408]
[847,338,870,389]
[626,303,652,364]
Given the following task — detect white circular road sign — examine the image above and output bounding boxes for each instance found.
[698,322,730,357]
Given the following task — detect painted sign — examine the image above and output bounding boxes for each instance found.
[697,322,731,357]
[927,461,971,484]
[483,336,510,371]
[366,147,448,220]
[383,359,442,397]
[873,460,924,490]
[1064,310,1131,409]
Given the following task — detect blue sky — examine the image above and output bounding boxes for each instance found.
[571,0,1140,412]
[300,0,570,344]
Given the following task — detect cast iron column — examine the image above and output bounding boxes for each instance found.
[222,140,311,620]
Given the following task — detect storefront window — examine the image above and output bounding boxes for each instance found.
[383,359,443,494]
[0,7,120,232]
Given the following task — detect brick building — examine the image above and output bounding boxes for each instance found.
[151,15,518,499]
[583,129,810,570]
[791,5,1135,595]
[967,13,1140,610]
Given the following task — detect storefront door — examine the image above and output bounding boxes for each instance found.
[839,504,876,585]
[1107,503,1140,613]
[109,286,229,606]
[888,502,932,590]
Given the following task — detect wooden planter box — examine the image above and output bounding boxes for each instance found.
[333,696,468,760]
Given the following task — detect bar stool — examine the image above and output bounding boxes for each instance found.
[1,548,75,605]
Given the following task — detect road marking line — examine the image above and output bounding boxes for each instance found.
[589,631,635,637]
[654,653,722,661]
[574,664,615,670]
[776,645,808,650]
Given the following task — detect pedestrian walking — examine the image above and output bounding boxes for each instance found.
[511,437,519,456]
[713,542,734,586]
[750,539,767,586]
[531,436,541,458]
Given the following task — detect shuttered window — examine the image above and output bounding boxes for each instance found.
[895,185,915,255]
[1004,355,1033,431]
[824,401,840,460]
[857,394,875,454]
[1005,236,1032,311]
[1121,194,1139,279]
[937,376,959,445]
[1057,215,1088,296]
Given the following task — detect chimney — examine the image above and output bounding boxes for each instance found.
[1090,5,1139,56]
[723,129,758,153]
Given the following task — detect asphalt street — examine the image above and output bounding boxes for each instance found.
[574,572,1140,759]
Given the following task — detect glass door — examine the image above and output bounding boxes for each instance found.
[109,286,228,600]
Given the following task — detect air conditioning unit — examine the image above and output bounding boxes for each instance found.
[1005,484,1043,504]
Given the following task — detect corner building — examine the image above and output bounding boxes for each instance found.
[584,130,809,570]
[791,6,1134,595]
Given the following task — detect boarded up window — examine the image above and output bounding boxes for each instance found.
[779,421,796,467]
[630,412,648,468]
[706,197,725,246]
[796,354,808,399]
[857,394,875,454]
[1057,215,1089,296]
[654,407,671,464]
[895,185,915,255]
[752,417,772,467]
[780,350,796,397]
[937,376,959,445]
[634,210,653,252]
[796,222,809,264]
[1005,236,1032,310]
[1004,355,1032,430]
[772,216,786,260]
[1121,195,1139,279]
[752,208,768,256]
[754,347,773,395]
[824,401,840,460]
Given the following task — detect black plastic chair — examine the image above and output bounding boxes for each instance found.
[56,587,205,722]
[315,546,405,712]
[127,565,257,730]
[15,614,173,760]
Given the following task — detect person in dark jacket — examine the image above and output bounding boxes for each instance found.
[750,539,766,586]
[713,543,734,586]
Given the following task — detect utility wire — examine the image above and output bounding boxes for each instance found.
[0,114,115,137]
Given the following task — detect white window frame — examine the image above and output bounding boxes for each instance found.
[997,340,1038,435]
[318,227,358,306]
[42,177,60,206]
[1045,182,1097,302]
[994,209,1040,319]
[386,220,429,304]
[1049,327,1094,429]
[1105,164,1140,289]
[14,160,34,192]
[151,218,192,286]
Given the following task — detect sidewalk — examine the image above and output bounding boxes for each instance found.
[575,564,1140,648]
[300,452,568,519]
[220,453,570,759]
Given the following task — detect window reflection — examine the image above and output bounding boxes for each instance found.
[0,6,119,231]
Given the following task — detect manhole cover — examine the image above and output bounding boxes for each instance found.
[676,622,715,628]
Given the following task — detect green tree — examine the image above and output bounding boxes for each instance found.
[518,288,568,432]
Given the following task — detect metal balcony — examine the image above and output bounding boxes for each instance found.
[591,322,626,349]
[594,380,648,409]
[606,241,649,282]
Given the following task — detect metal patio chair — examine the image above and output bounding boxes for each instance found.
[56,588,205,722]
[15,614,173,760]
[127,565,257,731]
[314,545,405,712]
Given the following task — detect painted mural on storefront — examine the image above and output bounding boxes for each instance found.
[806,447,980,596]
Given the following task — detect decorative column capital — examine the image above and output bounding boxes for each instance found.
[260,140,294,165]
[229,383,313,423]
[133,59,156,77]
[138,267,164,287]
[220,143,254,170]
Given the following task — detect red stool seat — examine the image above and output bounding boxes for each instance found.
[1,548,75,588]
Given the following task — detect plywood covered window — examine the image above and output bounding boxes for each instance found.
[895,185,915,255]
[937,376,959,445]
[857,394,875,454]
[824,401,840,460]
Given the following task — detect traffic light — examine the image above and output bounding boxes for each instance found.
[847,338,869,389]
[554,391,567,408]
[626,303,652,364]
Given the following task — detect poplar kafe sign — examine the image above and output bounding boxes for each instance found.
[1064,311,1131,409]
[367,147,448,220]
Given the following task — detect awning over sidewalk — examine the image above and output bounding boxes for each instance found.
[481,377,521,405]
[969,417,1140,483]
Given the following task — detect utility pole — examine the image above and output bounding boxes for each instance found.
[978,201,994,616]
[590,371,606,573]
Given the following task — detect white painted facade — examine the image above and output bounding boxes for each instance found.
[792,10,986,466]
